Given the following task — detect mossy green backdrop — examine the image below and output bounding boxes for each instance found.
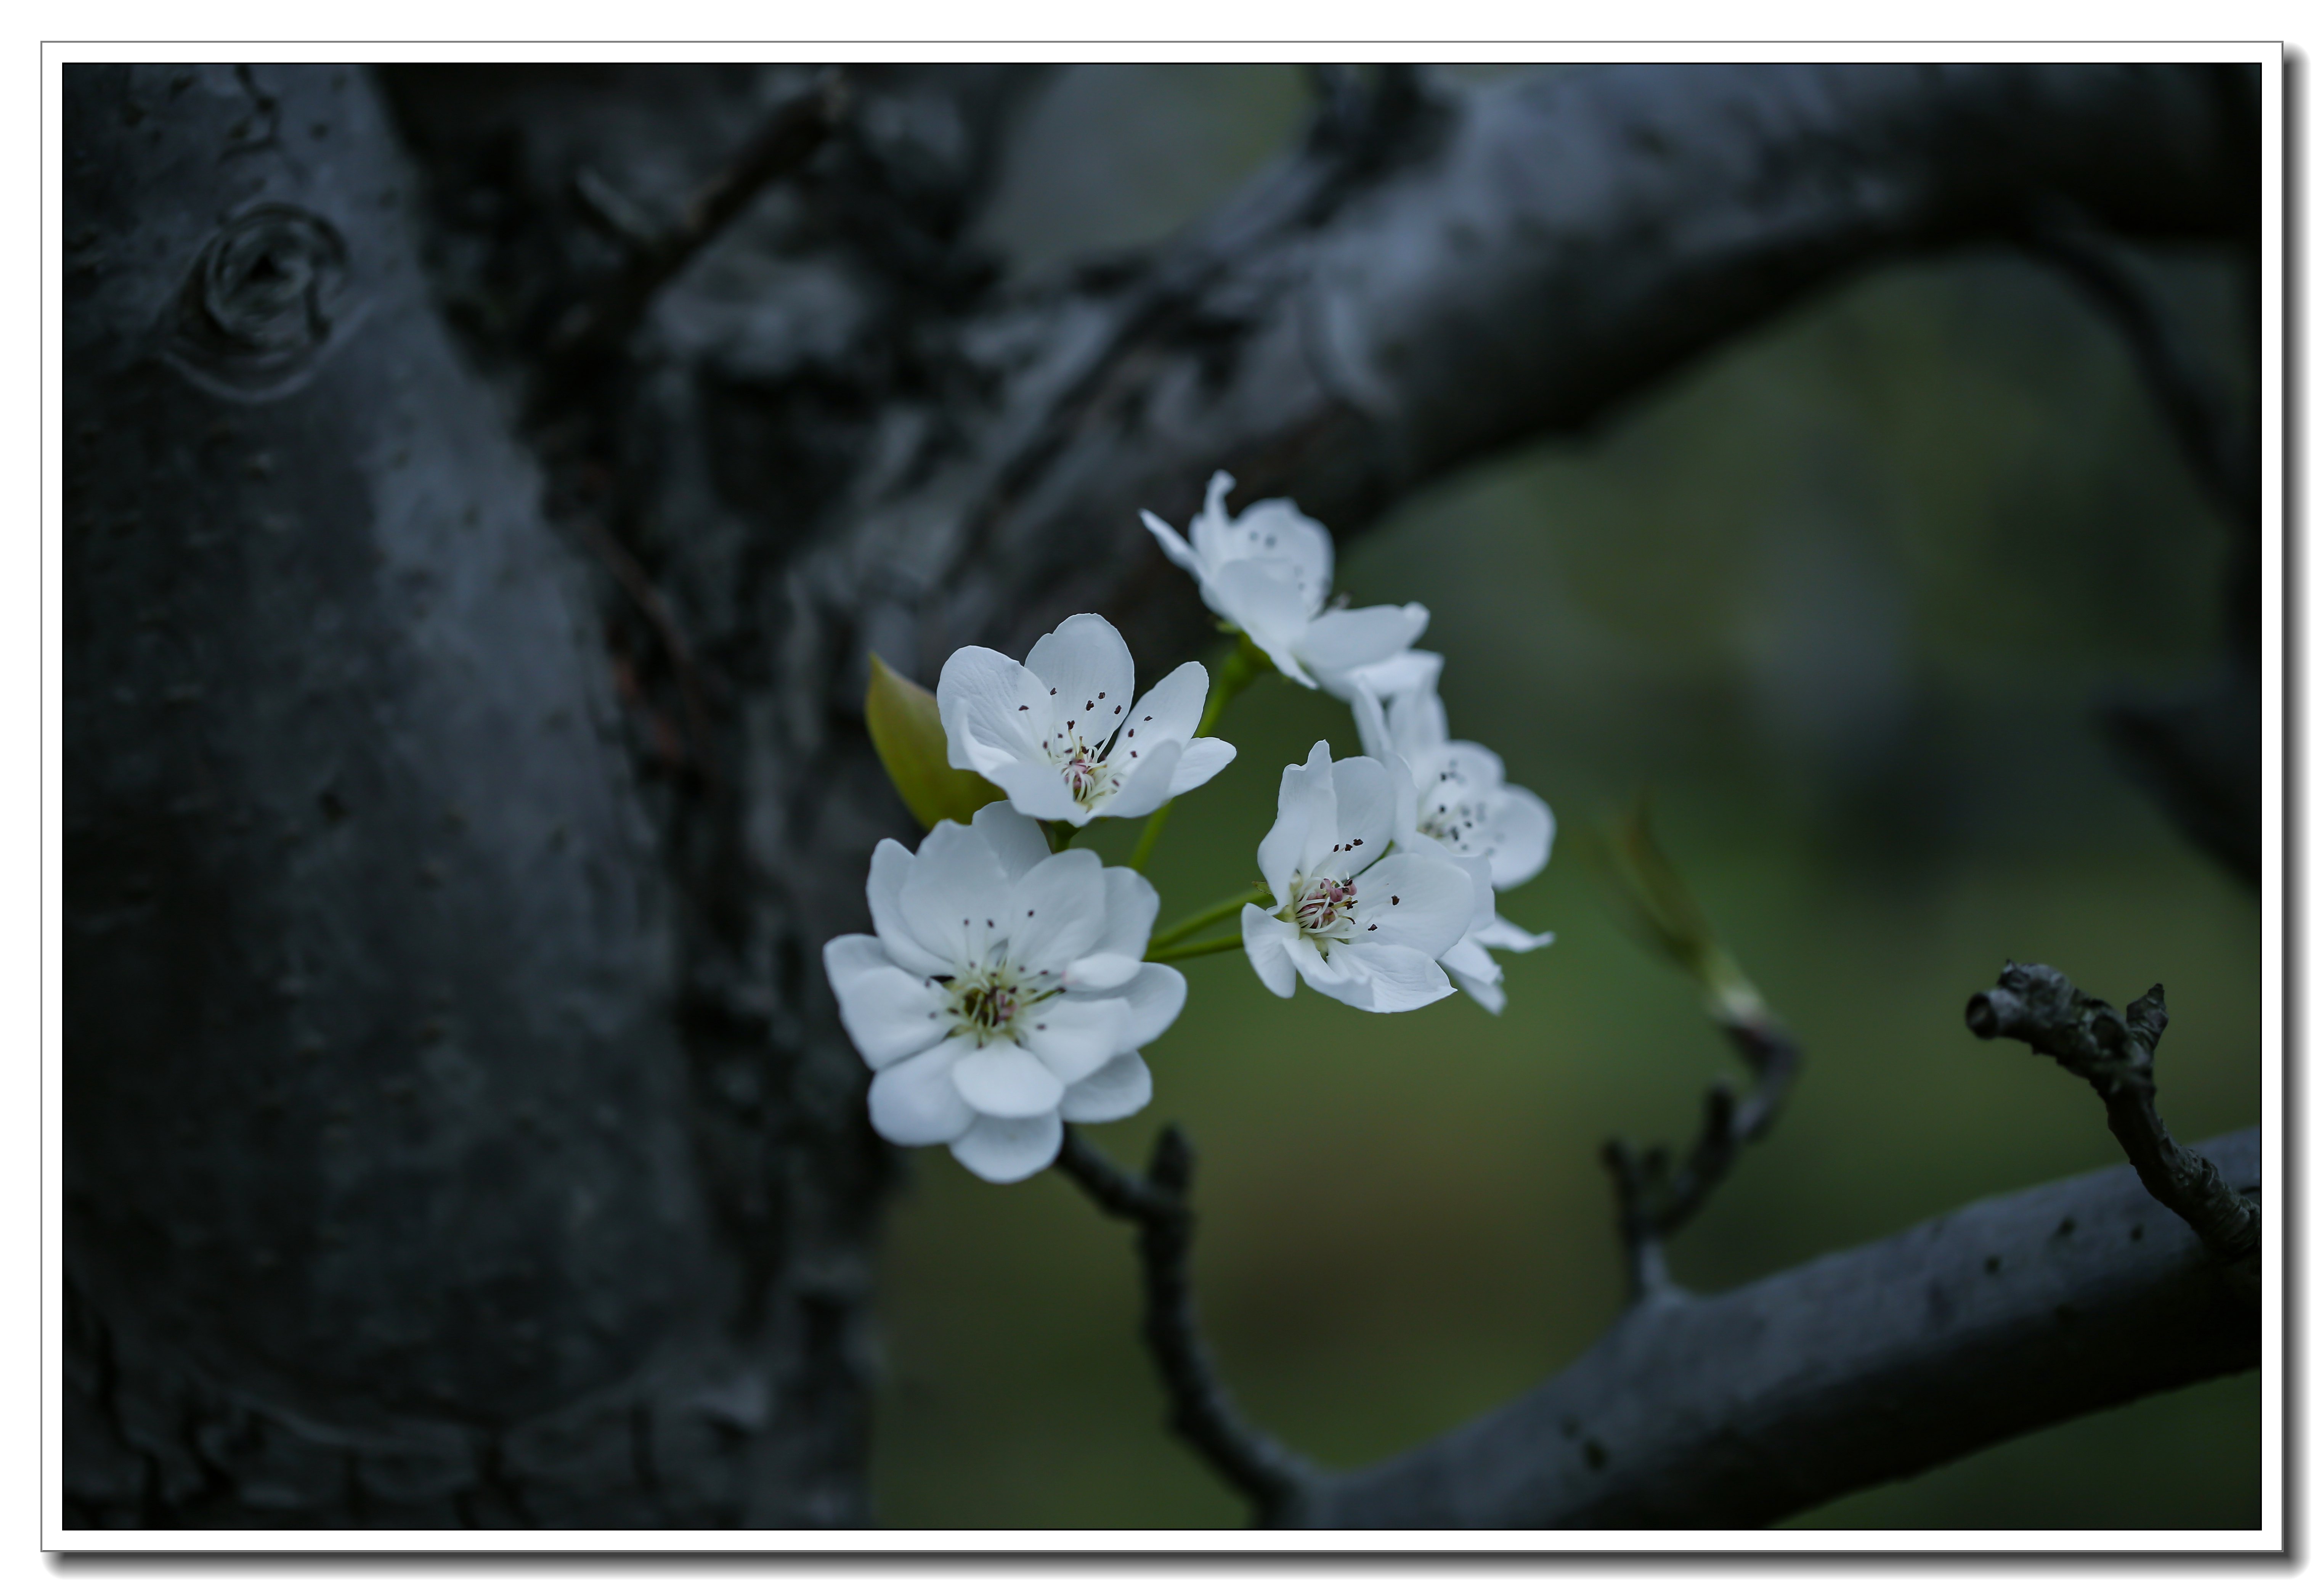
[868,66,2263,1530]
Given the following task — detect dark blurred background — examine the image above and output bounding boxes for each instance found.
[866,64,2259,1530]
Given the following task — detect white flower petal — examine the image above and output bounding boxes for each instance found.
[1109,964,1187,1049]
[1025,614,1135,735]
[1479,785,1556,888]
[1345,851,1477,959]
[1326,943,1456,1012]
[952,1039,1066,1118]
[1087,867,1160,964]
[823,935,950,1068]
[1351,680,1393,763]
[1350,649,1444,709]
[972,801,1053,882]
[1475,914,1557,952]
[868,1036,979,1146]
[937,647,1049,776]
[1125,659,1209,746]
[1062,952,1143,991]
[1204,562,1317,685]
[1097,736,1184,819]
[1257,742,1336,902]
[1059,1052,1153,1124]
[1242,907,1298,999]
[1184,469,1241,570]
[1434,738,1509,795]
[1323,755,1396,874]
[1005,848,1109,979]
[1304,603,1430,694]
[1441,935,1510,1014]
[983,758,1086,825]
[1439,931,1504,988]
[822,932,892,988]
[1289,935,1371,1005]
[897,820,1011,967]
[1020,995,1131,1086]
[1221,499,1334,613]
[1141,509,1206,580]
[1164,737,1237,798]
[949,1111,1064,1184]
[1385,672,1451,760]
[868,838,950,977]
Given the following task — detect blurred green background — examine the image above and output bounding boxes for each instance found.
[870,65,2263,1530]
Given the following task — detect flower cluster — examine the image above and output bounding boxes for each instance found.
[827,472,1556,1182]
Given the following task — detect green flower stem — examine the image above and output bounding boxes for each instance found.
[1126,636,1270,874]
[1148,930,1249,965]
[1150,886,1270,950]
[1196,636,1267,738]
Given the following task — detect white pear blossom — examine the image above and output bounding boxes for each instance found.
[822,803,1185,1183]
[1353,665,1556,1013]
[1240,741,1477,1013]
[1141,471,1429,700]
[938,613,1236,827]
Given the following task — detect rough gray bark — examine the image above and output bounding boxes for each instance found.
[1291,1129,2260,1529]
[63,63,876,1529]
[64,61,2260,1528]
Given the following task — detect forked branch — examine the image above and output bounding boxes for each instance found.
[1592,800,1804,1302]
[1054,1128,1319,1523]
[1966,960,2260,1269]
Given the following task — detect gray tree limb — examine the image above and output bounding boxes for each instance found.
[1285,1128,2259,1528]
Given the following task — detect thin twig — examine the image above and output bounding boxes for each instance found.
[1590,799,1805,1304]
[1602,1006,1803,1305]
[545,71,849,373]
[1965,961,2260,1268]
[2021,210,2257,534]
[1053,1128,1318,1524]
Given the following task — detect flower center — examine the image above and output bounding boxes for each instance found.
[1062,746,1112,804]
[943,960,1057,1045]
[1289,872,1359,938]
[1420,773,1486,849]
[1044,729,1121,809]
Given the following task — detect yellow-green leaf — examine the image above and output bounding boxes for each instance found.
[865,653,1006,831]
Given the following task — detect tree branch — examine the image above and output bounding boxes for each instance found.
[1053,1129,1319,1524]
[1603,1008,1802,1304]
[859,64,2259,676]
[1966,962,2261,1269]
[1284,1127,2259,1528]
[2019,211,2258,536]
[544,69,849,374]
[1593,799,1805,1303]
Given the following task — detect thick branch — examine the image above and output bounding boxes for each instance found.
[1286,1128,2259,1528]
[878,64,2258,671]
[1966,962,2260,1267]
[1053,1129,1319,1523]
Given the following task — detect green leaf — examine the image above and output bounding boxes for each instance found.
[864,653,1005,831]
